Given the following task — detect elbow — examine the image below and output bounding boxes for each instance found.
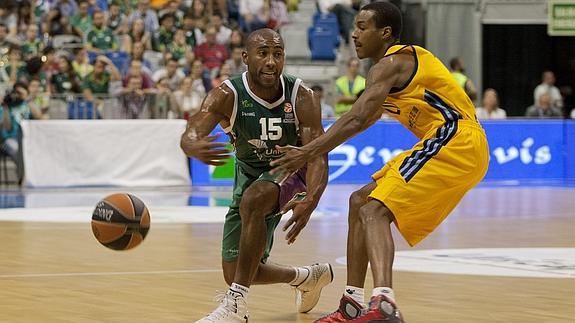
[348,114,370,132]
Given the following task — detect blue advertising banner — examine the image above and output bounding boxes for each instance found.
[190,120,575,185]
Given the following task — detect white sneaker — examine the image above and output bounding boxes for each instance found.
[196,291,249,323]
[295,263,334,313]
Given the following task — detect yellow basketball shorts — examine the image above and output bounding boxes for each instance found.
[369,120,489,246]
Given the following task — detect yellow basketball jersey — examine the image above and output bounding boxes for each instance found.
[382,45,478,139]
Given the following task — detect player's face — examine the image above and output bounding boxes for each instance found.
[352,10,384,59]
[244,35,285,88]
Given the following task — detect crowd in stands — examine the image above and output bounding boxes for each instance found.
[0,0,292,123]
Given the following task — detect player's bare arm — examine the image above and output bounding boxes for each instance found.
[180,84,234,166]
[280,84,329,244]
[271,54,414,174]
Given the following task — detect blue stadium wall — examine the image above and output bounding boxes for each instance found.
[191,120,575,185]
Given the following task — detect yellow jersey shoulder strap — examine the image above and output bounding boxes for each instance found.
[383,44,418,94]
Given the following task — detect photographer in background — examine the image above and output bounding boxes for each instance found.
[1,82,44,184]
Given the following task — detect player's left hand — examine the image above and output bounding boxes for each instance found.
[270,145,309,180]
[280,196,316,245]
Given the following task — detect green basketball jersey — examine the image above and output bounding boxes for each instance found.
[223,72,302,170]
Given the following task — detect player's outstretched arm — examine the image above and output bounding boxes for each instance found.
[180,84,234,166]
[271,57,404,175]
[280,85,328,244]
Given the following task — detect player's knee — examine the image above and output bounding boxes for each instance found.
[358,201,392,226]
[349,189,368,210]
[239,187,274,221]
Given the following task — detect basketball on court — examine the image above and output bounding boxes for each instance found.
[91,193,150,251]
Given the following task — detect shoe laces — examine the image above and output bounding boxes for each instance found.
[203,291,238,321]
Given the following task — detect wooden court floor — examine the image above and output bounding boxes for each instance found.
[0,184,574,322]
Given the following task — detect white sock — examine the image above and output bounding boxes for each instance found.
[372,287,395,302]
[344,286,365,307]
[229,283,249,300]
[289,267,310,286]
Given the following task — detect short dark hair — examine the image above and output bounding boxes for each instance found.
[361,1,403,39]
[449,57,461,70]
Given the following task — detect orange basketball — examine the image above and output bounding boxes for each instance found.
[91,193,150,250]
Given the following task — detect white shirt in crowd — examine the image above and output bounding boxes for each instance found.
[476,107,507,120]
[533,84,563,108]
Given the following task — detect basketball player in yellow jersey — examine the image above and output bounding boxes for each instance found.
[271,2,489,322]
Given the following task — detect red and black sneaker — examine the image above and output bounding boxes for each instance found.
[313,295,365,323]
[348,294,404,323]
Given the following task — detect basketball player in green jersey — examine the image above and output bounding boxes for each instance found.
[180,28,332,322]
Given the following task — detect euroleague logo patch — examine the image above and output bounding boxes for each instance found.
[284,102,293,113]
[336,248,575,278]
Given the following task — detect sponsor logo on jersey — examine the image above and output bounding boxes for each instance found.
[241,111,256,117]
[248,139,283,161]
[284,102,293,113]
[283,112,295,124]
[242,99,254,108]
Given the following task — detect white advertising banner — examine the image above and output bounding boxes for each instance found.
[21,120,190,188]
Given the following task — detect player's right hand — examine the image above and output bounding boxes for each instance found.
[180,133,232,166]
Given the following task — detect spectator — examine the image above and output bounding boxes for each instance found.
[27,78,50,118]
[50,56,83,95]
[476,88,506,120]
[525,92,563,118]
[210,13,232,45]
[211,62,231,88]
[194,25,228,72]
[1,82,44,183]
[128,0,159,33]
[335,57,365,116]
[152,57,185,91]
[533,70,563,109]
[15,3,33,39]
[151,13,176,52]
[128,41,154,73]
[25,56,50,92]
[182,13,203,48]
[168,29,195,65]
[83,55,121,103]
[190,0,209,30]
[239,0,269,33]
[450,57,477,101]
[317,0,357,44]
[311,84,335,118]
[174,72,205,119]
[72,48,94,80]
[41,46,60,79]
[0,23,13,54]
[46,9,80,37]
[51,0,79,18]
[268,0,290,30]
[86,11,118,53]
[70,0,93,38]
[123,18,152,53]
[159,0,185,28]
[107,1,129,36]
[116,74,153,119]
[21,24,43,60]
[5,45,27,85]
[151,76,179,118]
[229,28,244,48]
[0,3,18,36]
[225,46,246,76]
[122,59,154,89]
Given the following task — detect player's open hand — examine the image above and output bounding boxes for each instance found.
[281,193,316,245]
[180,133,232,166]
[270,145,309,178]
